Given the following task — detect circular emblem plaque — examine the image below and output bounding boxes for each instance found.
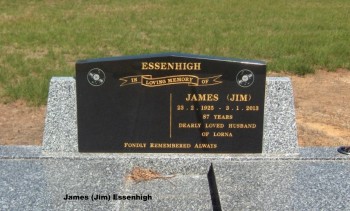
[87,68,106,86]
[236,69,254,88]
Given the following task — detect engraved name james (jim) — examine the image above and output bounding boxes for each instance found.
[76,53,266,153]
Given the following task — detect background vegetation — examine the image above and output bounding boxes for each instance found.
[0,0,349,105]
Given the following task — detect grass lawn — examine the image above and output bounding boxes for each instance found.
[0,0,349,105]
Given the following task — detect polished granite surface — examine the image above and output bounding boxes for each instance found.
[1,146,349,210]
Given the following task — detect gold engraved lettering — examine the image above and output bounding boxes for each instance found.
[185,94,219,101]
[213,132,233,137]
[145,78,167,86]
[131,77,138,83]
[227,94,251,102]
[124,143,147,148]
[141,62,201,71]
[214,115,233,120]
[175,63,182,70]
[141,62,148,70]
[179,123,201,128]
[205,123,225,128]
[161,62,167,70]
[168,63,174,69]
[167,76,194,84]
[120,75,222,87]
[193,63,201,70]
[228,124,256,129]
[194,143,217,149]
[150,143,191,148]
[155,62,160,69]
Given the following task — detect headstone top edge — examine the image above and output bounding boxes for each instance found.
[76,52,266,66]
[267,77,291,82]
[51,77,75,81]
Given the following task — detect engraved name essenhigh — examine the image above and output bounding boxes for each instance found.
[141,62,201,71]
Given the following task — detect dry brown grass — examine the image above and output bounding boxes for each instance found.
[269,69,350,146]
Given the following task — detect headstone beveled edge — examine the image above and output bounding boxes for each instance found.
[75,53,266,153]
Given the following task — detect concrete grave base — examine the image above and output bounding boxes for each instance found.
[1,146,349,210]
[1,77,349,210]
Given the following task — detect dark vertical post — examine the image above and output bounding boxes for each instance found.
[207,163,222,211]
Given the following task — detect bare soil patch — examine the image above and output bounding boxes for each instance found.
[289,69,350,146]
[0,101,45,145]
[0,70,349,147]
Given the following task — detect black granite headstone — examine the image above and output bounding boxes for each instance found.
[76,53,266,153]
